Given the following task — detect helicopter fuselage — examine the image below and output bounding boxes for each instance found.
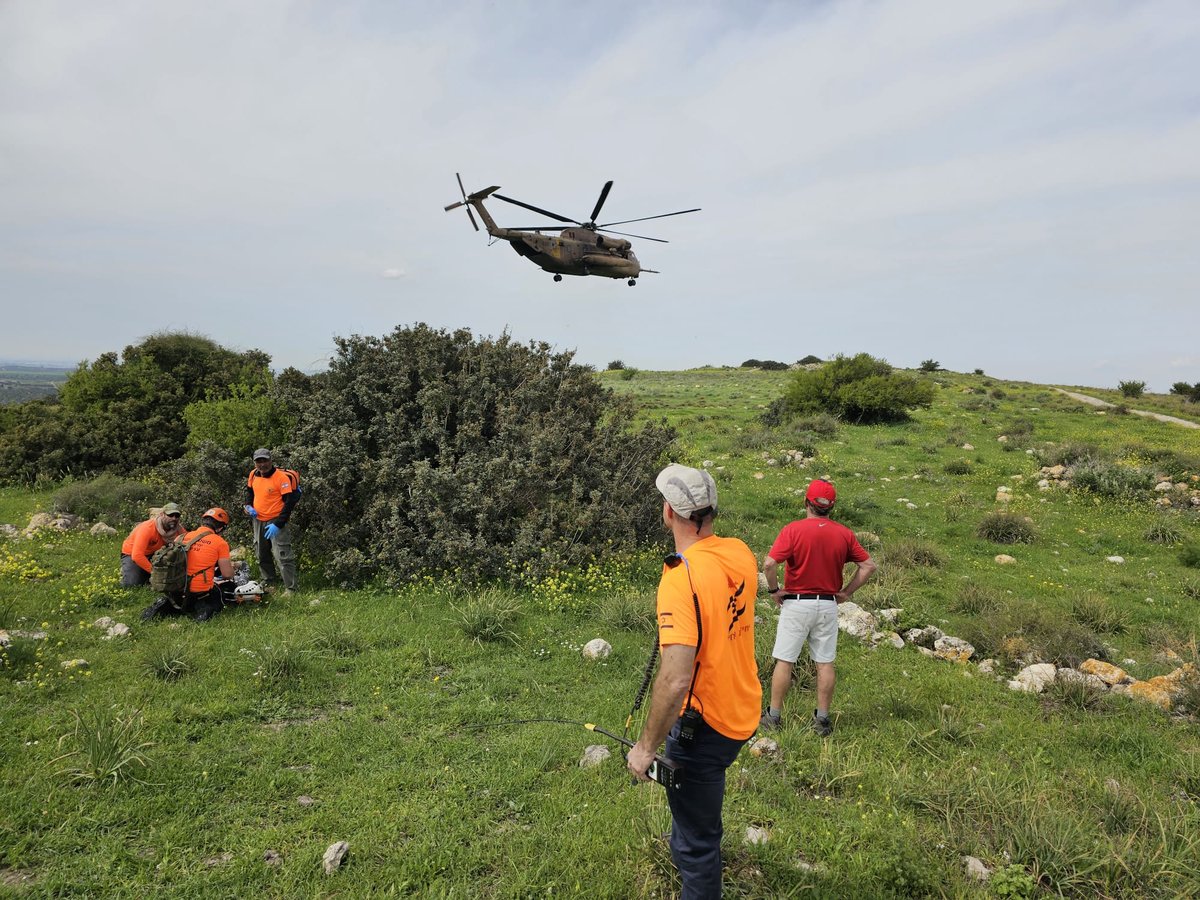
[468,195,641,279]
[504,228,641,279]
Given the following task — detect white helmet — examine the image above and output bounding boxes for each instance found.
[233,581,265,603]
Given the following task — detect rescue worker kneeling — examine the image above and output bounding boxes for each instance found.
[141,508,235,623]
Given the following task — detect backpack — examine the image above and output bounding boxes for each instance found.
[149,529,213,595]
[280,468,302,496]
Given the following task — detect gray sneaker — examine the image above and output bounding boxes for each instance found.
[759,712,782,732]
[812,711,833,737]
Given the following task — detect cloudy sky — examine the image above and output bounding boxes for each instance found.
[2,0,1198,390]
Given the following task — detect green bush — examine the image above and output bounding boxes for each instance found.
[153,443,248,540]
[1071,458,1153,500]
[606,360,626,371]
[976,512,1036,545]
[183,383,294,460]
[943,459,972,475]
[1118,380,1146,399]
[1037,442,1100,468]
[777,353,935,424]
[990,864,1038,899]
[918,359,941,373]
[961,604,1105,668]
[52,474,158,526]
[740,359,789,371]
[619,367,638,381]
[290,324,673,586]
[1180,543,1200,569]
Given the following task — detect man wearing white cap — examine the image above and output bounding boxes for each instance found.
[627,464,761,900]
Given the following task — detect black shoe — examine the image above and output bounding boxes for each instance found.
[141,596,171,621]
[812,711,833,737]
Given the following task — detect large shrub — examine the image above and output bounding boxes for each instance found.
[775,353,934,424]
[0,332,273,482]
[290,325,674,586]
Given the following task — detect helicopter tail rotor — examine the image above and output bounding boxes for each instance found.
[444,173,501,232]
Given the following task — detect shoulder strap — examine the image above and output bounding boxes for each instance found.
[182,528,213,551]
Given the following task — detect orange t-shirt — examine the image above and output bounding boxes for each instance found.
[657,534,761,741]
[247,468,294,520]
[121,518,172,574]
[183,528,231,592]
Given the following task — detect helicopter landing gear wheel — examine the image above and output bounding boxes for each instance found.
[628,279,636,286]
[553,274,562,282]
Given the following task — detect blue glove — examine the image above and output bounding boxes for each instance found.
[244,505,258,518]
[263,523,280,541]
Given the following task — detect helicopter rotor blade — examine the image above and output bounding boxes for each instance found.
[493,193,580,225]
[456,172,468,201]
[597,227,668,243]
[588,180,613,224]
[597,208,700,228]
[466,206,479,231]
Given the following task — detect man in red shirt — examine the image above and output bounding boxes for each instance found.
[628,464,760,900]
[760,479,876,736]
[119,502,184,586]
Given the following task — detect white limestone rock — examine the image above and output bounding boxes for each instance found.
[582,638,612,660]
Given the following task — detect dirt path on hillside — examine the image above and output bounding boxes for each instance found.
[1055,389,1200,429]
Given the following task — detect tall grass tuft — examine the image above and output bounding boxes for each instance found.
[143,643,191,681]
[885,538,945,569]
[454,590,521,645]
[253,643,309,688]
[596,590,656,632]
[976,511,1036,544]
[307,623,364,658]
[1045,676,1107,712]
[1144,518,1183,545]
[951,583,1003,616]
[1069,593,1129,635]
[52,707,154,786]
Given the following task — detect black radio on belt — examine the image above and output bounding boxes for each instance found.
[678,707,703,746]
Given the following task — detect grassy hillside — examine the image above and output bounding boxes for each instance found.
[1,367,1198,898]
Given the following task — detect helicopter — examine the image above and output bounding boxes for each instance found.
[444,174,699,285]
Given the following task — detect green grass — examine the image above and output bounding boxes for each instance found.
[2,366,1200,896]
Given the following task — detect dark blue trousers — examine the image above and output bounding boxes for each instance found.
[664,718,747,900]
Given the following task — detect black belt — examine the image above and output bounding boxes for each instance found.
[780,593,836,600]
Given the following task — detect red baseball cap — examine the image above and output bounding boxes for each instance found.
[806,478,836,510]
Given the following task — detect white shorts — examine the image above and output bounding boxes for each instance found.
[771,597,838,664]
